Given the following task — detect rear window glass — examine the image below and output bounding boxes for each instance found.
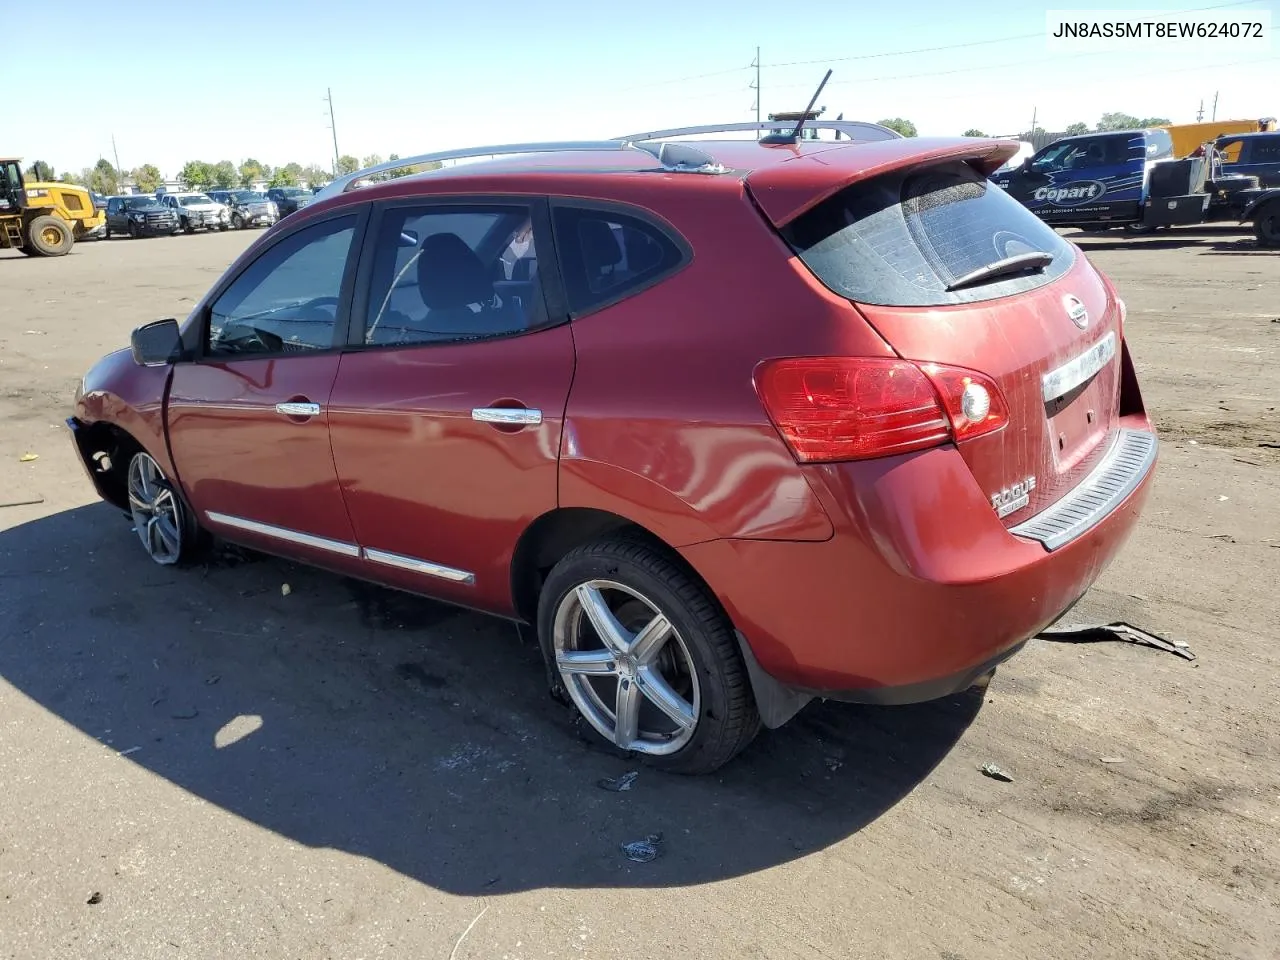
[551,205,687,316]
[782,160,1076,307]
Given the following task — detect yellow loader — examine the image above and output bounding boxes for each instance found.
[1,158,105,256]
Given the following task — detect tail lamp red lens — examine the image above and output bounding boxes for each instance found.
[754,357,1008,463]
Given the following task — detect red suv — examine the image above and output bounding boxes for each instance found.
[68,123,1157,774]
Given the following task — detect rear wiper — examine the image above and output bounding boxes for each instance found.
[946,252,1054,292]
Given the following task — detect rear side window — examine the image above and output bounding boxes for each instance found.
[1251,136,1280,163]
[551,205,686,315]
[782,160,1076,307]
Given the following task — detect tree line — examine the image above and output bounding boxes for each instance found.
[23,114,1179,194]
[25,153,430,196]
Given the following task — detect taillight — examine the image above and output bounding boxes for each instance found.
[754,357,1007,464]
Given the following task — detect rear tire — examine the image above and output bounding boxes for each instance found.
[26,215,73,256]
[1123,222,1156,235]
[538,537,760,775]
[1253,200,1280,248]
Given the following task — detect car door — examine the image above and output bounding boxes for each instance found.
[106,197,122,232]
[167,205,371,566]
[327,197,575,614]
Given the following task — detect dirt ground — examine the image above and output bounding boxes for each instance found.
[1,226,1277,960]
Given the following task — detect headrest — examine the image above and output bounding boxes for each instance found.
[418,233,492,309]
[577,219,622,275]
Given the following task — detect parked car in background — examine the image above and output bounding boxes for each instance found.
[265,186,314,218]
[104,194,179,239]
[209,189,279,229]
[67,124,1157,773]
[160,192,230,233]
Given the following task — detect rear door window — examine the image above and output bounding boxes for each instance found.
[550,205,687,316]
[782,160,1076,307]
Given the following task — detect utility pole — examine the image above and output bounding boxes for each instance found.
[1211,91,1219,122]
[1029,106,1037,137]
[1196,99,1204,122]
[111,134,123,188]
[750,46,761,139]
[325,88,340,174]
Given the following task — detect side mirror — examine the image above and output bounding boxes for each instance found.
[1021,158,1032,171]
[131,318,184,366]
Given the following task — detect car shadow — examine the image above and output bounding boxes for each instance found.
[1070,231,1270,255]
[0,503,983,893]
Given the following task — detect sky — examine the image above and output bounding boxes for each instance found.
[12,0,1277,180]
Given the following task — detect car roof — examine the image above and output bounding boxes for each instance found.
[1053,129,1157,144]
[306,135,1017,228]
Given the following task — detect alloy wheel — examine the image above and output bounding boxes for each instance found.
[127,452,185,565]
[553,579,701,755]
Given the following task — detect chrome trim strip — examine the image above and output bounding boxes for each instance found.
[1042,331,1117,403]
[472,407,542,425]
[362,548,476,585]
[274,401,321,417]
[204,511,360,557]
[1010,429,1158,551]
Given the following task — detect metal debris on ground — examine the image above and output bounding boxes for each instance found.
[1038,621,1195,661]
[18,453,38,462]
[598,771,638,792]
[1100,756,1125,764]
[0,496,44,508]
[980,763,1014,782]
[621,833,664,863]
[118,746,142,757]
[86,892,102,905]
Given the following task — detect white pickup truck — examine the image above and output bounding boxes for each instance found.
[158,192,231,233]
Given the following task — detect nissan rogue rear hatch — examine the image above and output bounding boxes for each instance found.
[774,156,1124,526]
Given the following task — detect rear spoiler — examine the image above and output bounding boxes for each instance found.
[745,137,1021,227]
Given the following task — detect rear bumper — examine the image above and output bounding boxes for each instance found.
[680,417,1157,703]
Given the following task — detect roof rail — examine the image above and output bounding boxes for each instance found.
[314,140,635,200]
[613,121,902,143]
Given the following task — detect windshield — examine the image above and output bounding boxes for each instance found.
[123,196,158,210]
[179,195,212,206]
[232,191,263,202]
[277,188,307,197]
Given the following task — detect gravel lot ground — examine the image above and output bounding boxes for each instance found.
[1,226,1277,960]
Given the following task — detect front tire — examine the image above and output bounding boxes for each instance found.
[181,217,193,234]
[232,213,244,230]
[26,215,73,256]
[538,537,759,774]
[1253,200,1280,248]
[126,451,202,566]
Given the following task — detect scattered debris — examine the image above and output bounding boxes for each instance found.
[1207,534,1237,543]
[1260,442,1280,450]
[1188,439,1198,445]
[980,763,1014,783]
[597,771,638,792]
[170,708,199,720]
[1039,621,1195,661]
[280,583,292,597]
[86,892,103,905]
[448,903,490,960]
[1216,495,1229,502]
[23,329,46,335]
[824,757,843,772]
[621,833,664,862]
[1100,756,1126,764]
[118,746,142,757]
[18,453,38,462]
[0,496,44,508]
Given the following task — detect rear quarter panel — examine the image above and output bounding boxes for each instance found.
[558,180,897,544]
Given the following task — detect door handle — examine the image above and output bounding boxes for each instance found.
[472,407,542,426]
[275,401,321,418]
